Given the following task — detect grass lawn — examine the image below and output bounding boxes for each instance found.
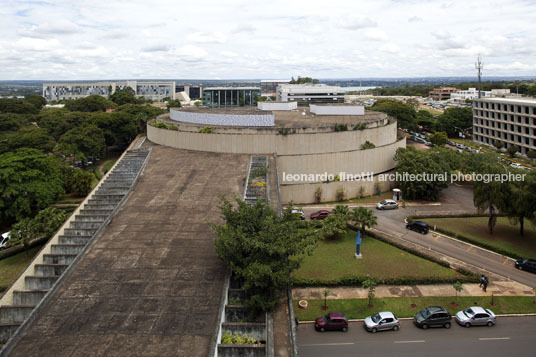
[103,158,118,173]
[293,230,462,281]
[294,296,536,321]
[421,217,536,259]
[0,245,42,292]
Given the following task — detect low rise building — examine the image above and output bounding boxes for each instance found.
[473,97,536,155]
[277,84,345,106]
[43,80,176,101]
[429,87,460,101]
[260,80,291,95]
[202,87,261,108]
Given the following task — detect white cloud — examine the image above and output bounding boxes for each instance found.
[0,0,535,79]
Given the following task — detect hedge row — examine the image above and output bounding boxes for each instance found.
[408,215,523,260]
[291,275,478,288]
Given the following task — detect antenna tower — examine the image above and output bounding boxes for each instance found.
[475,55,483,98]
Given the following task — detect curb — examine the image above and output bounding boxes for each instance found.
[297,313,536,324]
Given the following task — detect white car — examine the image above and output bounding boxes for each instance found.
[510,163,523,169]
[376,199,399,210]
[290,209,305,220]
[0,232,11,249]
[455,306,496,327]
[364,312,400,333]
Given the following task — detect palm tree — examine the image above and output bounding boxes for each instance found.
[350,207,377,236]
[332,204,350,219]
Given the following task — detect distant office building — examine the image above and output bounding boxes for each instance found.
[429,87,460,101]
[277,84,345,106]
[43,81,175,101]
[451,88,514,102]
[176,85,202,100]
[260,80,290,95]
[473,97,536,155]
[202,87,261,108]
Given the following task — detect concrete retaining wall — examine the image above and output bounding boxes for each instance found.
[217,345,265,357]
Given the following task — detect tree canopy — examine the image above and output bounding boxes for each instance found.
[371,100,418,130]
[64,95,117,112]
[212,197,319,313]
[0,148,64,221]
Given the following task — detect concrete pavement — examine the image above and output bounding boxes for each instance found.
[293,281,535,302]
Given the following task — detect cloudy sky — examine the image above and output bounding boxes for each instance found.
[1,0,535,80]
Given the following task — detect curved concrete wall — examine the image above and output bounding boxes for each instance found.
[280,171,397,204]
[147,121,398,155]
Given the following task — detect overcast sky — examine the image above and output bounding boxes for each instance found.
[1,0,535,80]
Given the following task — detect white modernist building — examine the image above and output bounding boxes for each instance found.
[276,84,345,106]
[451,88,514,103]
[473,97,536,155]
[43,81,176,101]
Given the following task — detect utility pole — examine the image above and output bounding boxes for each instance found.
[475,55,483,98]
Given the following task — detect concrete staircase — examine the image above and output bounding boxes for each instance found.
[0,148,150,344]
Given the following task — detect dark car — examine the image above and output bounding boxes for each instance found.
[515,259,536,273]
[310,210,333,220]
[406,221,429,234]
[315,312,348,332]
[414,306,452,329]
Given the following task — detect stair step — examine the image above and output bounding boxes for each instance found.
[63,228,97,236]
[58,236,91,245]
[0,322,21,342]
[24,276,59,290]
[0,305,35,323]
[50,244,86,254]
[34,264,69,277]
[13,290,48,306]
[43,254,77,265]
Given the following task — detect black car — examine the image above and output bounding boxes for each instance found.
[414,306,452,329]
[406,221,429,234]
[515,259,536,273]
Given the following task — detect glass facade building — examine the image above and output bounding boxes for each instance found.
[202,87,261,108]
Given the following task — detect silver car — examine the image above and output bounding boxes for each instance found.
[364,312,400,333]
[455,306,496,327]
[376,199,399,210]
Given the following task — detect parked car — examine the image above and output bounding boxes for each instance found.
[376,199,399,210]
[414,137,427,144]
[0,232,11,249]
[315,312,348,332]
[510,163,523,169]
[457,144,465,149]
[514,258,536,273]
[425,141,435,147]
[364,312,400,333]
[310,210,333,220]
[414,306,452,329]
[406,221,429,234]
[291,209,305,220]
[455,306,496,327]
[447,141,456,146]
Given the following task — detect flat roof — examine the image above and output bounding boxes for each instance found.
[203,87,260,90]
[261,80,291,82]
[475,97,536,104]
[170,106,387,128]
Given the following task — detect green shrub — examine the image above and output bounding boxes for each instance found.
[353,123,367,130]
[334,123,348,132]
[150,121,178,130]
[199,126,213,133]
[361,141,375,150]
[221,332,260,345]
[250,166,268,178]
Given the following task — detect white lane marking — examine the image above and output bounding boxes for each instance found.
[394,340,426,344]
[301,342,355,347]
[478,337,511,341]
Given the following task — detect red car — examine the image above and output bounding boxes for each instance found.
[310,210,333,220]
[315,312,348,332]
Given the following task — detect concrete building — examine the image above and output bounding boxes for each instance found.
[260,80,291,95]
[277,84,345,106]
[429,87,460,101]
[149,105,404,203]
[202,87,261,108]
[176,84,202,99]
[473,97,536,155]
[43,81,176,101]
[450,88,491,102]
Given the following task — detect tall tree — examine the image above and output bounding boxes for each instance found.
[212,197,319,314]
[503,172,536,236]
[58,124,106,162]
[0,148,64,221]
[473,164,508,234]
[350,207,377,236]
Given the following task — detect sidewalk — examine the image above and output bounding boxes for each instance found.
[293,281,535,301]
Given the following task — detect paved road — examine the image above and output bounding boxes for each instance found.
[302,184,536,288]
[298,316,536,357]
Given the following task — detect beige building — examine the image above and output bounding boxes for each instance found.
[473,97,536,155]
[148,105,405,203]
